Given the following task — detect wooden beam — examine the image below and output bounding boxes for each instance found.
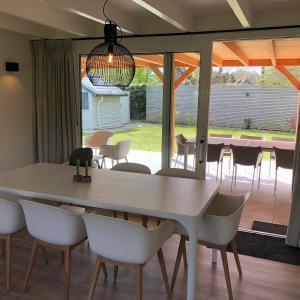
[149,66,163,81]
[212,54,223,67]
[174,67,196,90]
[174,53,199,68]
[276,66,300,91]
[134,55,164,67]
[222,58,300,67]
[222,42,249,66]
[131,0,192,31]
[267,40,277,66]
[226,0,252,28]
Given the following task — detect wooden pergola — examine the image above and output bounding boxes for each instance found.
[81,38,300,154]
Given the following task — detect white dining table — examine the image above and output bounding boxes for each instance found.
[0,163,219,300]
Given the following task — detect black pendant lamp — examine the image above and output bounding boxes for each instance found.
[86,0,135,87]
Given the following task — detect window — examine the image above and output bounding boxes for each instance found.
[82,93,89,110]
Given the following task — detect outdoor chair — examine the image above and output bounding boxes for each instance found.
[230,145,263,193]
[207,143,225,182]
[84,131,113,153]
[269,137,295,174]
[99,140,132,168]
[273,147,294,194]
[174,134,195,168]
[171,193,250,300]
[209,134,233,172]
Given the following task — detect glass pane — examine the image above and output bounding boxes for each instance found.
[80,54,164,173]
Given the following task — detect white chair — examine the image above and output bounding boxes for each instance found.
[0,199,26,291]
[82,214,174,300]
[100,140,132,168]
[171,193,250,300]
[111,162,151,174]
[20,200,88,300]
[111,163,151,223]
[155,168,198,179]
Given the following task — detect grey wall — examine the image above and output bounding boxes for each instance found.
[0,28,34,171]
[146,85,298,131]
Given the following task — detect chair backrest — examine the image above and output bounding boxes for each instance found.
[111,162,151,174]
[20,200,86,246]
[115,140,132,158]
[85,131,113,148]
[207,143,224,163]
[155,168,198,179]
[0,199,25,235]
[209,133,233,138]
[272,137,295,142]
[69,147,93,167]
[198,192,250,246]
[230,145,262,166]
[82,214,174,264]
[240,135,264,140]
[273,147,294,170]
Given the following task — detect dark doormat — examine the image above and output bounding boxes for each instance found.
[252,221,288,235]
[227,231,300,265]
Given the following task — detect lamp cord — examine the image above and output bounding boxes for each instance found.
[102,0,123,43]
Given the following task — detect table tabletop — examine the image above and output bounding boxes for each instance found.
[0,163,219,220]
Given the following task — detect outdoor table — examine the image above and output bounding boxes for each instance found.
[0,163,219,300]
[183,136,296,169]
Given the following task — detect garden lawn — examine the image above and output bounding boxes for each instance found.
[83,123,295,157]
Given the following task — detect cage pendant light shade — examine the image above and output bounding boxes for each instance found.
[86,22,135,87]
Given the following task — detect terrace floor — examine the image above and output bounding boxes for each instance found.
[107,150,292,231]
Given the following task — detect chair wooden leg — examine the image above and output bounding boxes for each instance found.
[171,236,185,291]
[136,266,143,300]
[258,165,262,190]
[274,168,278,195]
[61,251,65,264]
[23,239,39,292]
[220,160,223,183]
[124,212,129,221]
[40,245,48,265]
[101,262,108,280]
[251,167,255,193]
[142,216,148,228]
[182,239,188,270]
[234,165,237,186]
[88,256,102,300]
[216,162,219,182]
[231,239,242,277]
[220,247,233,300]
[2,239,5,257]
[114,265,118,284]
[64,247,71,300]
[157,248,170,295]
[6,235,12,291]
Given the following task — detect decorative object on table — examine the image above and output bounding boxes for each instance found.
[86,0,135,87]
[73,159,82,182]
[82,161,92,183]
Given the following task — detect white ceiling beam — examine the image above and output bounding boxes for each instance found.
[226,0,252,28]
[0,0,98,37]
[42,0,140,34]
[131,0,192,31]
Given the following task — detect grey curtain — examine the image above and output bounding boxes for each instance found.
[287,98,300,247]
[31,40,80,164]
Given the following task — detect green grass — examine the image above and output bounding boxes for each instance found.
[83,123,295,155]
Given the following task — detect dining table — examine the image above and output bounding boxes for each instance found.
[183,136,296,169]
[0,162,219,300]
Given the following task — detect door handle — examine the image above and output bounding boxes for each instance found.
[199,136,205,164]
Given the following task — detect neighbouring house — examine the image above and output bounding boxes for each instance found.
[81,77,130,131]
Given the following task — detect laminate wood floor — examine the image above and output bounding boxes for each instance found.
[1,231,300,300]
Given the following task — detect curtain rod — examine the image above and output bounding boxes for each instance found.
[71,24,300,41]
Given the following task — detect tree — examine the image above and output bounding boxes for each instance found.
[259,67,300,87]
[131,67,162,85]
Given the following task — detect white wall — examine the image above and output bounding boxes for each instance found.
[0,28,33,171]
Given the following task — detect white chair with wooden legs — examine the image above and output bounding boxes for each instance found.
[171,193,250,300]
[0,199,26,291]
[20,200,88,300]
[155,168,198,179]
[82,214,174,300]
[111,162,151,224]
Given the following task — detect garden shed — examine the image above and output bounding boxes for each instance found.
[81,77,130,130]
